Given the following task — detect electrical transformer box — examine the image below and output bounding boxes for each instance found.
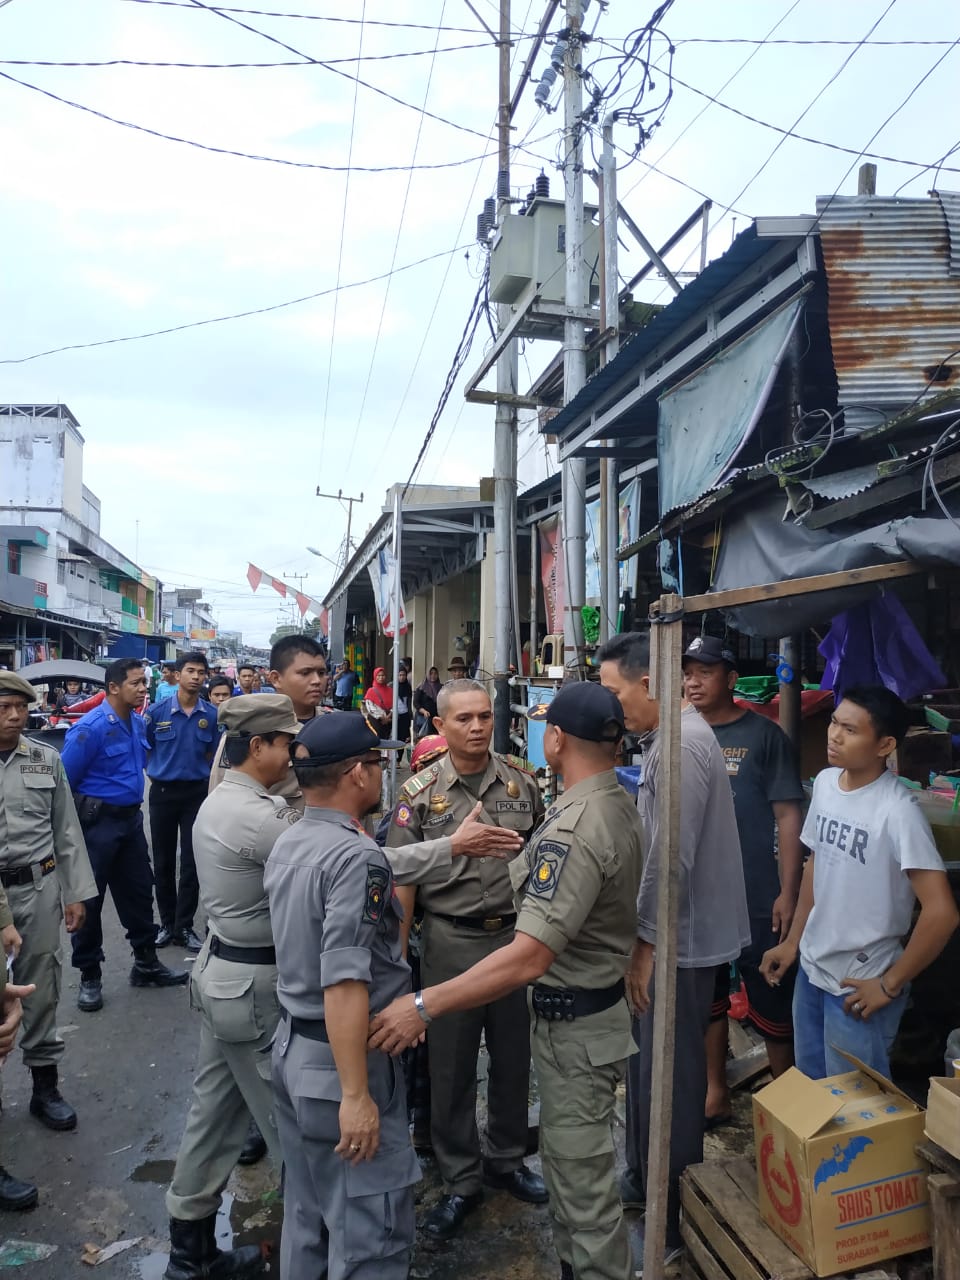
[490,197,600,306]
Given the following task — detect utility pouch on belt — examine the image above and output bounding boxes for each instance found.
[74,795,103,830]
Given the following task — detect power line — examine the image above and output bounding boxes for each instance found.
[674,37,958,47]
[690,0,902,253]
[617,0,802,204]
[343,2,449,479]
[119,0,526,33]
[0,245,473,365]
[404,266,489,497]
[669,71,960,174]
[318,1,366,476]
[0,70,502,171]
[0,43,496,69]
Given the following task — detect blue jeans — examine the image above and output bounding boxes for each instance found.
[793,964,907,1079]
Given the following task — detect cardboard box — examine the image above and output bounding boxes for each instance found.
[753,1054,929,1276]
[925,1076,960,1160]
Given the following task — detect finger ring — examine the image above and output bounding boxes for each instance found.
[350,1143,361,1151]
[853,1002,862,1012]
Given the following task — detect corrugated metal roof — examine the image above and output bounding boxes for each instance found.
[548,223,775,441]
[934,192,960,276]
[818,194,960,430]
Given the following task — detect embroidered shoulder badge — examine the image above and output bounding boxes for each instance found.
[528,840,570,900]
[505,753,535,776]
[363,864,390,924]
[394,802,412,828]
[30,746,44,763]
[402,764,439,800]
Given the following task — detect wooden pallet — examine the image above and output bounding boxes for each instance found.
[917,1140,960,1279]
[680,1156,813,1280]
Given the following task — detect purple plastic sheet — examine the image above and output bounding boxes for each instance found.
[818,594,945,703]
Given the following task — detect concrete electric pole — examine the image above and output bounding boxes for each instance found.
[561,0,587,674]
[492,0,519,753]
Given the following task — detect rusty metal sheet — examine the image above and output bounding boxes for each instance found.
[818,194,960,430]
[934,191,960,276]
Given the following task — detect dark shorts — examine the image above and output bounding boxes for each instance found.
[710,945,796,1044]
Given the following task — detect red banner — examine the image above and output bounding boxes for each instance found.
[246,563,262,591]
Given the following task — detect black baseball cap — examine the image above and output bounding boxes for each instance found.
[682,635,737,669]
[294,711,404,766]
[528,682,624,743]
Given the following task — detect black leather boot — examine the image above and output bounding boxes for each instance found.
[130,950,189,988]
[29,1065,77,1131]
[163,1215,264,1280]
[236,1121,267,1167]
[0,1166,38,1211]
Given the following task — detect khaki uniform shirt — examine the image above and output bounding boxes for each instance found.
[513,770,645,990]
[387,752,543,916]
[0,737,97,905]
[193,770,301,949]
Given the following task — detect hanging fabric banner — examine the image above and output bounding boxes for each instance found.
[367,547,407,638]
[246,562,324,621]
[538,516,565,636]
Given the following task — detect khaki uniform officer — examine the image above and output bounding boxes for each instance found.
[387,677,546,1240]
[0,672,96,1132]
[163,695,302,1280]
[0,862,40,1212]
[370,682,646,1280]
[264,712,420,1280]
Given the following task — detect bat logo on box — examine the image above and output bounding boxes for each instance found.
[813,1136,873,1190]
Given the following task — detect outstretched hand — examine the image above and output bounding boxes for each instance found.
[450,802,524,860]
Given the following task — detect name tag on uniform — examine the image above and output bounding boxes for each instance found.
[424,812,454,828]
[20,764,53,775]
[496,800,531,813]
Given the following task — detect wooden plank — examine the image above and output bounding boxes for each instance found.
[722,1157,762,1209]
[681,1177,765,1280]
[686,1162,813,1279]
[676,559,927,614]
[680,1221,730,1280]
[727,1043,770,1090]
[930,1172,960,1280]
[643,594,684,1280]
[918,1139,960,1182]
[727,1018,760,1059]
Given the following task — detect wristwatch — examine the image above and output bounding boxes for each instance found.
[414,990,432,1025]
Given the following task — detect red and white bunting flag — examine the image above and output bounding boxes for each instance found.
[294,591,310,617]
[272,578,287,598]
[246,563,263,591]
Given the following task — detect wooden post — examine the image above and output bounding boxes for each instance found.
[858,162,877,195]
[644,592,684,1280]
[929,1172,960,1279]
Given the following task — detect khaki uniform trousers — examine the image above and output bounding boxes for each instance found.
[532,999,633,1280]
[421,912,530,1194]
[6,874,64,1071]
[166,947,281,1221]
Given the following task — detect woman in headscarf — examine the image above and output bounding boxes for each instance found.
[413,665,442,739]
[363,666,394,739]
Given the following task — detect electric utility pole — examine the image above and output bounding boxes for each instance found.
[561,0,587,673]
[316,488,364,571]
[492,0,518,753]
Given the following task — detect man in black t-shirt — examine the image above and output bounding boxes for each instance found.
[683,637,804,1123]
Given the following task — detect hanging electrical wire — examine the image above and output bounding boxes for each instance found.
[0,43,497,69]
[403,264,490,497]
[120,0,530,34]
[341,1,449,480]
[0,245,473,365]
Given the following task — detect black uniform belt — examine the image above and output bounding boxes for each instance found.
[99,801,141,817]
[1,856,55,888]
[530,978,626,1022]
[208,935,276,966]
[430,911,517,933]
[280,1009,329,1042]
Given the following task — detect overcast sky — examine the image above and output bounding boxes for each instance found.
[1,0,956,643]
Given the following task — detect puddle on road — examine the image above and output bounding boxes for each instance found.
[131,1160,281,1278]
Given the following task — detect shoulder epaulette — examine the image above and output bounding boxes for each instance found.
[400,762,440,800]
[504,753,536,776]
